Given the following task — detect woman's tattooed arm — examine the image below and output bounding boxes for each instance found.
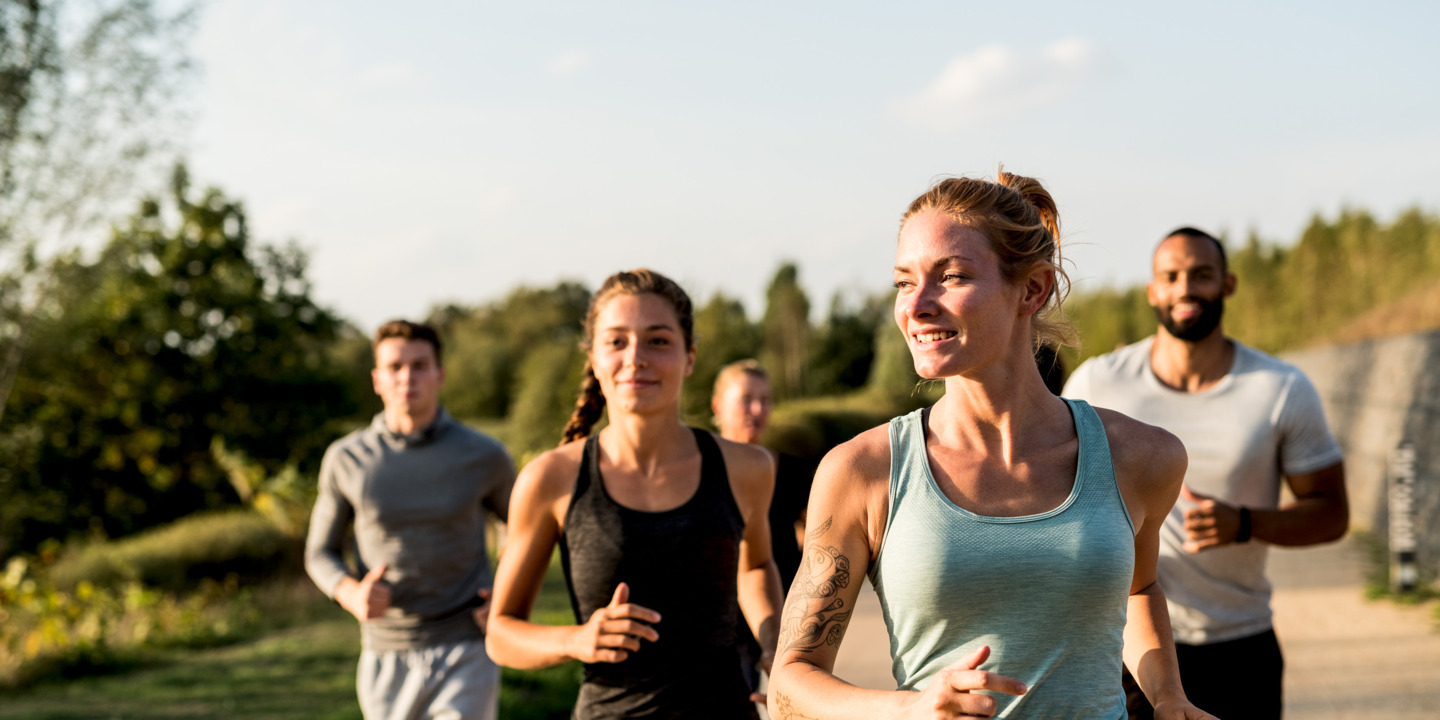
[778,516,854,654]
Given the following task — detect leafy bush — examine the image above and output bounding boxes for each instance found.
[0,557,326,690]
[47,509,290,592]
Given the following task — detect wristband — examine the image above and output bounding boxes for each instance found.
[1235,506,1252,543]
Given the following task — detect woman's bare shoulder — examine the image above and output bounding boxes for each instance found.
[711,433,775,482]
[811,424,893,512]
[514,440,587,501]
[1092,407,1187,514]
[815,423,893,487]
[806,422,894,558]
[1093,408,1184,472]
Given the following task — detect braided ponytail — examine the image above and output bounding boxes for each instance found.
[557,268,695,446]
[560,361,607,445]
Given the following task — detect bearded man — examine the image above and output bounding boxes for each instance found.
[1063,227,1349,720]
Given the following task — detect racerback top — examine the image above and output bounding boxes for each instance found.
[561,427,759,720]
[871,399,1134,719]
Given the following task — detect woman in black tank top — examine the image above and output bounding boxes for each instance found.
[486,269,784,720]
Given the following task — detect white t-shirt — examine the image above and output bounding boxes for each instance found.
[1063,336,1344,644]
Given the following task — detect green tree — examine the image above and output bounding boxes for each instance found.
[1063,206,1440,365]
[1060,285,1151,368]
[432,283,590,423]
[683,292,760,423]
[508,341,587,453]
[759,263,810,401]
[806,292,886,396]
[864,290,922,403]
[0,167,356,556]
[1,0,196,422]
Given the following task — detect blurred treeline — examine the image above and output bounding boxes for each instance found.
[6,190,1440,562]
[1064,208,1440,365]
[0,167,941,560]
[427,261,923,462]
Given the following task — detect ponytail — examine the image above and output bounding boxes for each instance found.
[996,166,1061,248]
[560,361,606,446]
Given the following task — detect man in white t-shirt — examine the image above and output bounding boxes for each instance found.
[1063,227,1348,719]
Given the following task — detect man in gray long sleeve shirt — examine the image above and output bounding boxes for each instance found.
[306,319,515,720]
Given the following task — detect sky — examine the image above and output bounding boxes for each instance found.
[187,1,1440,331]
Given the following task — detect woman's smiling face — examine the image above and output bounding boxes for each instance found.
[892,209,1027,380]
[590,291,695,415]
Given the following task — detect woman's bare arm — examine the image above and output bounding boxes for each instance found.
[767,427,1025,720]
[720,438,785,671]
[1103,410,1216,720]
[486,445,661,669]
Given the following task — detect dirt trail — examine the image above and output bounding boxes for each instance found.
[1270,540,1440,719]
[825,537,1440,718]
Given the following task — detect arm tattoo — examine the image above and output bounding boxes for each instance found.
[778,515,853,653]
[773,690,818,720]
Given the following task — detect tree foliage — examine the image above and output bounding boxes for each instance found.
[0,0,196,424]
[807,292,885,397]
[1,0,194,253]
[682,292,761,423]
[11,201,1430,557]
[430,283,590,423]
[0,168,358,556]
[430,264,906,454]
[1063,207,1440,366]
[759,262,810,401]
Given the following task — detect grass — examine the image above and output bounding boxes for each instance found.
[0,551,583,720]
[0,605,363,720]
[46,509,291,592]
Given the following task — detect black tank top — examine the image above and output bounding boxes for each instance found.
[561,428,759,720]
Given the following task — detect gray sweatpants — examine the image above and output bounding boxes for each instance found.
[357,639,499,720]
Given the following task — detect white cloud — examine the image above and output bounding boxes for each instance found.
[895,38,1109,130]
[547,50,589,77]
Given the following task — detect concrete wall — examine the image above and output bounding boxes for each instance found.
[1283,328,1440,582]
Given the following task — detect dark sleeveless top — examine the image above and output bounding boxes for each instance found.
[561,428,759,720]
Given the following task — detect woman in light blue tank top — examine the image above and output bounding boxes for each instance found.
[768,170,1217,720]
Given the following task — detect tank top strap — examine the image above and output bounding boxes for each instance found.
[690,427,743,514]
[569,428,739,516]
[874,407,926,575]
[1064,397,1134,535]
[575,433,601,498]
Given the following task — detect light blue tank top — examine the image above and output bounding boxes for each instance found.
[870,399,1133,719]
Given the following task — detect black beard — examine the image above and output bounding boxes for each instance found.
[1156,295,1224,342]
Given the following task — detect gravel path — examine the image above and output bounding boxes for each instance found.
[823,536,1440,718]
[1269,539,1440,719]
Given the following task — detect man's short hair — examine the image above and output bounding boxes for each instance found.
[1161,226,1229,276]
[712,358,769,397]
[374,319,443,366]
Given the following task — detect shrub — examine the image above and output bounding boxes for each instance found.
[0,558,327,690]
[47,509,290,592]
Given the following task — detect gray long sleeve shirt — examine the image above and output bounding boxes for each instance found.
[305,408,515,651]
